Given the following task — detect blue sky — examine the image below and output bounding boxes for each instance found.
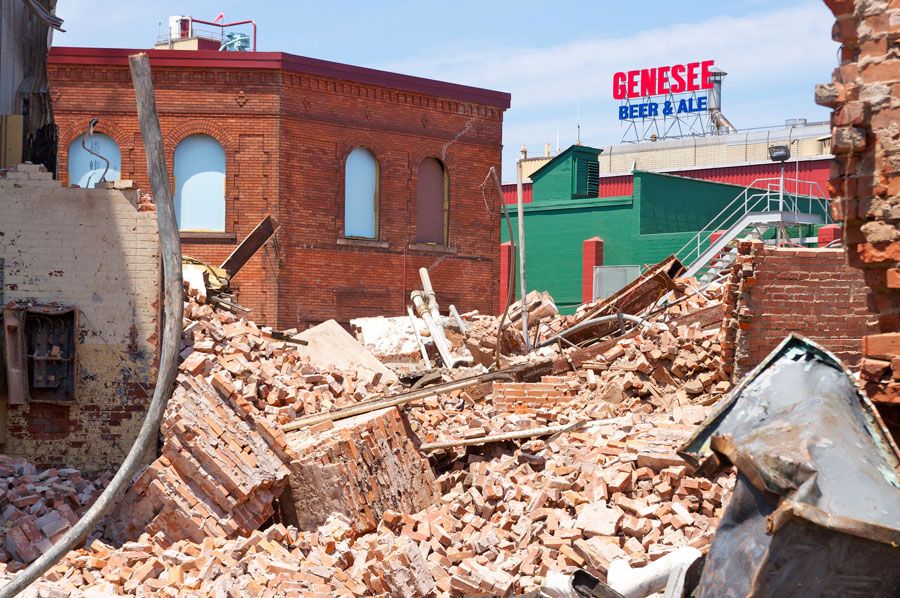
[55,1,838,179]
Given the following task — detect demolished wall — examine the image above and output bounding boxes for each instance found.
[0,165,160,472]
[817,0,899,413]
[723,241,877,376]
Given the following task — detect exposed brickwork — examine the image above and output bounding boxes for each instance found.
[492,376,579,414]
[0,166,160,473]
[722,240,876,377]
[817,0,900,412]
[47,50,506,330]
[282,407,436,535]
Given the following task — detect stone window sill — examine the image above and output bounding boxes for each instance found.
[337,237,389,249]
[408,243,457,254]
[179,231,237,243]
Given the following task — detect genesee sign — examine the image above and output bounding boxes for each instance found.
[613,60,715,121]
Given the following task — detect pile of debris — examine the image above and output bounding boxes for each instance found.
[0,457,109,569]
[0,255,749,596]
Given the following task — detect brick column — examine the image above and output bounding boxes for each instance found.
[817,0,900,422]
[817,224,842,247]
[582,237,604,303]
[499,241,515,314]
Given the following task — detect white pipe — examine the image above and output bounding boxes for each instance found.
[418,268,441,320]
[407,306,432,369]
[411,291,457,368]
[449,304,466,335]
[607,546,702,598]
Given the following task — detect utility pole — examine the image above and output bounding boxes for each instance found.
[516,147,530,349]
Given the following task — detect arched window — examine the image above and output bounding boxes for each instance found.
[67,133,121,188]
[415,157,448,245]
[174,134,226,231]
[344,148,378,238]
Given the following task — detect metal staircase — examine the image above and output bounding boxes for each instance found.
[674,176,831,283]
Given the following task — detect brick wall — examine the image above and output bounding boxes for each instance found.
[723,241,876,376]
[0,166,160,472]
[492,377,579,414]
[816,0,899,412]
[48,51,505,330]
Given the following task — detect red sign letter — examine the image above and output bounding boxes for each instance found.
[700,60,715,90]
[627,70,640,99]
[613,72,626,99]
[686,62,700,91]
[670,64,686,93]
[656,66,670,94]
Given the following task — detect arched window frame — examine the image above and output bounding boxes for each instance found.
[342,147,380,240]
[66,132,122,189]
[172,133,227,232]
[414,157,450,246]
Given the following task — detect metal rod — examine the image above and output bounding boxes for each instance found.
[282,370,516,431]
[536,313,649,348]
[516,158,530,350]
[0,53,184,598]
[489,167,517,368]
[419,418,618,452]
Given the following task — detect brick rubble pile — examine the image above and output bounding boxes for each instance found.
[0,276,740,596]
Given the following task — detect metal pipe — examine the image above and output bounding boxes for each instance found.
[80,118,110,188]
[536,314,649,349]
[607,546,702,598]
[187,17,257,51]
[411,290,457,368]
[283,370,516,431]
[418,268,441,321]
[407,306,432,369]
[489,167,517,368]
[417,268,455,358]
[0,53,184,598]
[516,158,530,350]
[449,304,466,335]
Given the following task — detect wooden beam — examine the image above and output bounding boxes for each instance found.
[220,215,276,276]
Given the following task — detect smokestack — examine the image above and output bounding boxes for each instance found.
[520,144,527,160]
[544,143,551,157]
[707,67,736,133]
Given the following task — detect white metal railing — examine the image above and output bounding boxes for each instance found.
[673,176,830,272]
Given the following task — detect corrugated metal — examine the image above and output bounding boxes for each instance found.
[597,159,831,200]
[676,160,830,197]
[502,183,532,204]
[598,175,634,197]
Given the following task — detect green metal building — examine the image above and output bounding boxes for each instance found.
[501,145,825,313]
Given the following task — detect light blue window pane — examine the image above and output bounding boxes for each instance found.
[68,133,121,188]
[344,148,377,238]
[174,135,226,231]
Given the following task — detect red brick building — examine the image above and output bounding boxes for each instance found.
[47,47,510,329]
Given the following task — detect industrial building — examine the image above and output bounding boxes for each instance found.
[47,17,510,330]
[504,119,831,203]
[500,138,833,313]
